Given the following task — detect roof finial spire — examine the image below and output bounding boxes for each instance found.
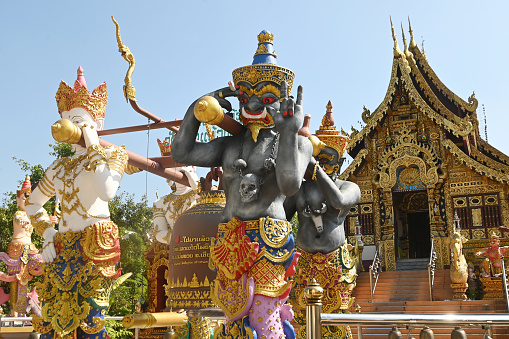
[390,16,402,57]
[421,37,428,61]
[408,17,417,49]
[401,22,414,65]
[401,22,408,53]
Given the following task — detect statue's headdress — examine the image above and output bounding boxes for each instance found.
[489,232,500,241]
[55,66,108,121]
[17,175,31,198]
[232,30,295,94]
[315,101,349,158]
[157,138,171,156]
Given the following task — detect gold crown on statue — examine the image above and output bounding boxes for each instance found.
[489,232,500,241]
[315,101,349,158]
[157,138,171,156]
[257,31,274,44]
[55,66,108,121]
[232,30,294,93]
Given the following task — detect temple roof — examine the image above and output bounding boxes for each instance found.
[341,20,509,184]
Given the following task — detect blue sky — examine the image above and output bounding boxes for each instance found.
[1,1,508,202]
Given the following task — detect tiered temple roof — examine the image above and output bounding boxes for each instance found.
[341,19,509,184]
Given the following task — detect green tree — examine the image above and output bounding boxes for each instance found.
[108,192,153,316]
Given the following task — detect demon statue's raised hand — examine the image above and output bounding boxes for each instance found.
[172,31,313,339]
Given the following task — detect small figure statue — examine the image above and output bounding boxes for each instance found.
[151,139,200,244]
[285,103,361,338]
[449,229,468,300]
[0,176,45,316]
[172,31,312,339]
[25,67,128,339]
[467,262,478,297]
[475,232,509,277]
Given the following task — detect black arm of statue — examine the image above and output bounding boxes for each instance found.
[271,82,313,196]
[283,191,298,221]
[171,88,234,167]
[314,163,361,210]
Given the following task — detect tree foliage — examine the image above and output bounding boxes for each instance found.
[108,192,152,316]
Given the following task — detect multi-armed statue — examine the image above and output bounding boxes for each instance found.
[286,102,361,338]
[25,68,128,339]
[171,30,313,339]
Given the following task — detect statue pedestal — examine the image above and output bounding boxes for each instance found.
[450,283,468,300]
[480,277,504,300]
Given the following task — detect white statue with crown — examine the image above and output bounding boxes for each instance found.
[151,139,200,244]
[0,176,46,317]
[25,67,128,339]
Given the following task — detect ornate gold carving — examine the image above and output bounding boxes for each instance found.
[360,204,372,214]
[196,191,226,205]
[107,146,129,176]
[383,239,396,271]
[410,45,478,113]
[472,229,486,239]
[248,258,291,297]
[361,105,372,123]
[485,195,499,205]
[87,144,108,171]
[259,217,291,249]
[339,148,368,180]
[239,84,280,99]
[349,205,359,215]
[232,64,295,93]
[80,316,106,334]
[257,31,274,44]
[28,209,54,237]
[478,138,509,167]
[480,277,504,300]
[359,189,373,203]
[471,209,483,227]
[468,196,482,207]
[363,235,374,245]
[453,197,467,208]
[444,139,509,184]
[55,80,108,121]
[399,166,420,186]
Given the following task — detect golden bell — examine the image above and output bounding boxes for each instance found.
[51,119,82,144]
[193,96,224,125]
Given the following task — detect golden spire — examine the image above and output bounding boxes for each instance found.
[390,16,402,57]
[401,23,408,53]
[422,39,428,61]
[408,17,417,49]
[401,22,414,66]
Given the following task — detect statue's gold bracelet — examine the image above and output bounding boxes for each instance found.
[312,162,320,181]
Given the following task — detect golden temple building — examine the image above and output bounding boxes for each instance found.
[340,22,509,271]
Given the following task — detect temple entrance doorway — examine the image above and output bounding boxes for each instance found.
[393,191,431,259]
[407,211,430,258]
